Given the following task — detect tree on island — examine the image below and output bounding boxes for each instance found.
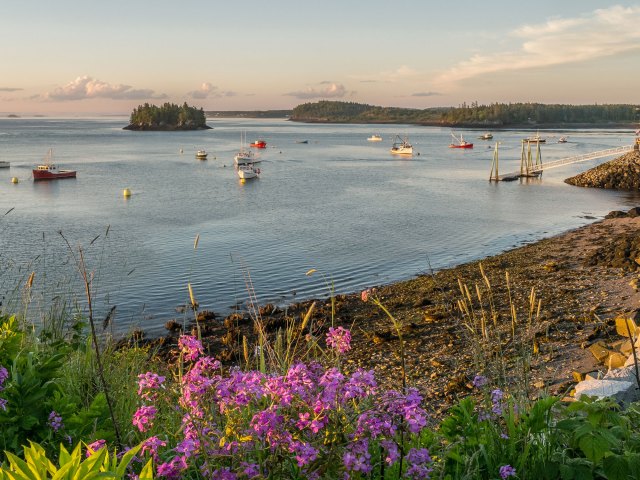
[124,102,210,130]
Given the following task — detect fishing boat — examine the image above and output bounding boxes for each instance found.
[237,164,260,179]
[0,161,9,168]
[478,132,493,140]
[196,150,208,159]
[390,135,413,155]
[296,140,309,144]
[523,131,546,143]
[449,132,473,149]
[32,149,76,181]
[367,134,383,142]
[249,139,267,148]
[557,136,568,143]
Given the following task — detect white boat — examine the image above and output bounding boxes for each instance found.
[390,135,413,155]
[237,164,260,179]
[196,150,208,159]
[558,136,568,143]
[0,161,9,169]
[234,132,261,165]
[478,132,493,140]
[367,134,383,142]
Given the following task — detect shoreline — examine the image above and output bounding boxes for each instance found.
[153,210,640,416]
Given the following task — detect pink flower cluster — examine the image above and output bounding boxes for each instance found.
[325,326,352,354]
[133,334,429,478]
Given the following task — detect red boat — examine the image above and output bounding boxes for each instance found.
[449,132,473,149]
[249,139,267,149]
[33,149,77,181]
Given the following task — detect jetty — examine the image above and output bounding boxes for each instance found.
[489,138,639,182]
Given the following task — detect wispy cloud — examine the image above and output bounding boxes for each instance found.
[0,87,22,92]
[411,91,441,97]
[187,82,236,99]
[352,65,418,84]
[284,82,352,100]
[41,76,166,101]
[436,5,640,85]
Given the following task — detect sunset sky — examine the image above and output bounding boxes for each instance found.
[2,1,639,115]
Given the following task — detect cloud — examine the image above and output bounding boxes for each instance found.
[43,76,166,101]
[351,65,418,84]
[435,5,640,85]
[284,82,350,99]
[411,91,441,97]
[0,87,22,92]
[187,82,237,99]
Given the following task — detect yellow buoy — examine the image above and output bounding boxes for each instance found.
[11,177,18,184]
[123,188,132,197]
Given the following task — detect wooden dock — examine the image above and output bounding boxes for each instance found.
[490,144,635,182]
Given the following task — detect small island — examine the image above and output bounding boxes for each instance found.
[123,102,211,131]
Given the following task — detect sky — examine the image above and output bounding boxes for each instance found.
[1,0,639,115]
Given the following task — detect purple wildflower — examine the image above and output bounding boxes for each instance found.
[404,448,433,480]
[343,439,372,474]
[48,411,63,432]
[326,326,352,354]
[472,374,488,388]
[157,455,188,479]
[178,335,203,362]
[499,465,516,479]
[137,372,165,400]
[289,440,319,467]
[380,440,400,466]
[132,405,157,432]
[240,462,260,477]
[141,436,166,460]
[0,398,8,411]
[210,468,237,480]
[86,439,106,457]
[0,366,8,388]
[491,388,504,415]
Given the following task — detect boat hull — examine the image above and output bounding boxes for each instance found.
[250,141,266,148]
[33,169,77,180]
[449,143,473,149]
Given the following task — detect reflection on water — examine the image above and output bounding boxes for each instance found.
[1,117,639,336]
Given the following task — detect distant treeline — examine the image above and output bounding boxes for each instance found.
[206,110,291,119]
[290,100,640,126]
[125,102,210,130]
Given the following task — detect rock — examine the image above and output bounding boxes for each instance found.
[574,379,640,404]
[615,314,639,337]
[605,210,627,219]
[624,350,640,367]
[165,319,182,332]
[565,151,640,190]
[604,365,639,382]
[607,352,627,369]
[628,207,640,217]
[588,341,611,363]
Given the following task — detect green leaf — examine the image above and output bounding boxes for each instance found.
[3,452,39,480]
[138,459,154,480]
[115,444,142,478]
[578,432,609,464]
[602,454,629,480]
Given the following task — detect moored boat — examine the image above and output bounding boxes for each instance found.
[33,149,76,181]
[0,161,9,168]
[196,150,208,159]
[390,135,413,155]
[235,132,262,164]
[478,132,493,140]
[250,139,267,148]
[367,134,383,142]
[449,132,473,149]
[523,131,546,143]
[558,136,568,143]
[237,164,260,179]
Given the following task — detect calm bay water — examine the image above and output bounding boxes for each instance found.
[1,117,638,336]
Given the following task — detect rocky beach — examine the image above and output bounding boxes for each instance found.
[151,150,640,420]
